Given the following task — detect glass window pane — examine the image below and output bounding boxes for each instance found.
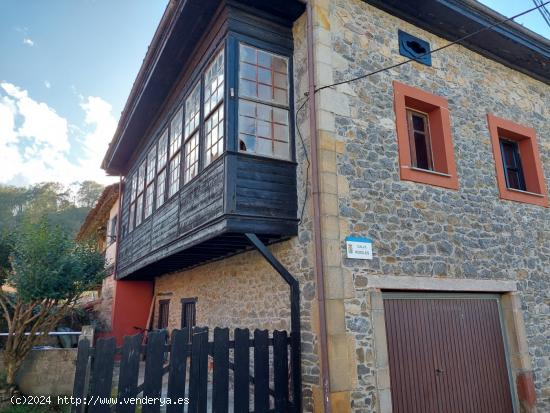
[156,169,166,209]
[257,138,272,156]
[157,130,168,170]
[274,141,289,159]
[239,115,256,135]
[272,56,288,74]
[204,50,224,116]
[257,120,271,139]
[257,104,271,122]
[137,161,146,193]
[237,100,290,160]
[144,184,154,218]
[258,50,272,68]
[204,104,224,166]
[170,108,183,157]
[273,88,288,105]
[412,114,425,131]
[238,43,289,107]
[185,83,200,138]
[274,72,287,89]
[239,79,257,99]
[147,146,156,183]
[240,62,256,81]
[169,153,181,197]
[130,175,137,201]
[414,132,431,170]
[239,100,256,117]
[239,134,256,153]
[240,44,256,64]
[273,107,289,125]
[258,68,272,85]
[274,124,289,142]
[135,194,143,226]
[184,132,199,183]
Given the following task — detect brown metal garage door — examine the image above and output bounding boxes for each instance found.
[383,294,514,413]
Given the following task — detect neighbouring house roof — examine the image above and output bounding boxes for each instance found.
[76,183,120,242]
[101,0,550,175]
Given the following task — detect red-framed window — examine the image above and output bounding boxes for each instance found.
[487,114,548,207]
[393,81,458,190]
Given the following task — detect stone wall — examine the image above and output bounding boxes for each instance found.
[0,349,77,396]
[308,0,550,411]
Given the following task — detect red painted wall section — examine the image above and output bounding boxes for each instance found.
[110,279,154,346]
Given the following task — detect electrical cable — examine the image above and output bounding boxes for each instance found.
[294,0,549,225]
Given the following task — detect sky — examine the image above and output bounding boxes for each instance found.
[0,0,548,188]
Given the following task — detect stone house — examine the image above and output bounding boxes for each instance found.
[100,0,549,412]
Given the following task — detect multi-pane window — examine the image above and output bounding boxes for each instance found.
[169,153,181,197]
[204,51,224,115]
[184,84,200,183]
[500,139,526,191]
[184,134,199,183]
[238,44,290,159]
[144,146,156,219]
[204,50,225,166]
[168,109,183,197]
[128,174,137,232]
[406,109,433,171]
[156,130,168,208]
[135,161,146,226]
[205,106,224,166]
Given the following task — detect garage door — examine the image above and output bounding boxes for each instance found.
[383,293,514,413]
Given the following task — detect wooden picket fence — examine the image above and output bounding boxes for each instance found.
[72,327,297,413]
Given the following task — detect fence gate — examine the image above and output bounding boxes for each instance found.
[72,327,297,413]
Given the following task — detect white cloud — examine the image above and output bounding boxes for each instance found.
[23,38,34,47]
[44,80,51,89]
[0,82,117,186]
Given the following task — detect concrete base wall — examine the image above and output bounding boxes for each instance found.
[0,349,77,396]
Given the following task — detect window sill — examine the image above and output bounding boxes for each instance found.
[507,188,545,198]
[408,166,452,178]
[400,165,459,190]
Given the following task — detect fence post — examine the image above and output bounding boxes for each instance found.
[71,338,90,413]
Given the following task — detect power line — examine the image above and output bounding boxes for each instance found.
[294,1,549,220]
[314,0,550,94]
[532,0,550,28]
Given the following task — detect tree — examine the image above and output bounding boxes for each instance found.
[0,219,104,390]
[77,181,104,209]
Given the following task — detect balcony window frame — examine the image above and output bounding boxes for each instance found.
[168,108,183,199]
[234,39,294,162]
[487,114,548,207]
[156,129,169,209]
[203,49,226,167]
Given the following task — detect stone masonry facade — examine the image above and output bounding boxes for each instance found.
[152,1,549,412]
[308,0,549,411]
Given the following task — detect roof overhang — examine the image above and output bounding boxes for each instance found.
[102,0,305,175]
[103,0,549,175]
[363,0,550,84]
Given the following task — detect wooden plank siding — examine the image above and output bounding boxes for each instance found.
[115,3,300,280]
[118,154,297,279]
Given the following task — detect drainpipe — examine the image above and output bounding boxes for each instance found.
[303,2,332,412]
